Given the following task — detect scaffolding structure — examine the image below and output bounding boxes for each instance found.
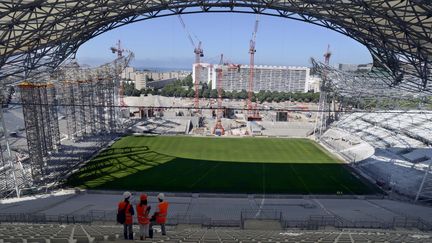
[312,59,432,203]
[18,82,60,179]
[0,104,16,195]
[47,83,61,150]
[60,76,118,138]
[94,77,107,133]
[79,80,96,135]
[313,46,332,140]
[62,81,78,140]
[1,52,133,196]
[105,77,116,133]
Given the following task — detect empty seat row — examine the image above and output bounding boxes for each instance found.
[1,224,432,243]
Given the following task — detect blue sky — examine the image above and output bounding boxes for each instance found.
[76,13,372,70]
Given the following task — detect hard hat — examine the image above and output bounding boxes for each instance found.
[140,194,148,201]
[123,191,131,199]
[157,193,165,200]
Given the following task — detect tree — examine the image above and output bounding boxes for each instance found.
[182,74,193,87]
[210,89,218,99]
[256,90,266,103]
[202,82,209,91]
[123,82,136,96]
[132,89,141,96]
[239,90,248,100]
[230,90,238,99]
[187,89,195,98]
[201,89,210,98]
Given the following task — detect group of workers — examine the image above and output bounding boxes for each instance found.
[118,191,169,240]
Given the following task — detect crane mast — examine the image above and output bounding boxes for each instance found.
[247,18,260,121]
[194,41,204,112]
[213,54,225,135]
[178,15,204,113]
[110,40,127,107]
[314,45,332,139]
[324,44,332,66]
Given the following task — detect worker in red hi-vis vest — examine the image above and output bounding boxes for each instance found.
[152,193,169,235]
[118,191,135,240]
[136,194,151,240]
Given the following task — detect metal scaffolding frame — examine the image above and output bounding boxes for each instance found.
[19,82,45,179]
[54,53,132,138]
[314,90,328,140]
[86,79,96,135]
[1,49,132,196]
[105,77,116,133]
[62,81,78,140]
[73,81,85,138]
[60,76,118,137]
[311,59,431,101]
[47,83,60,151]
[78,80,94,135]
[18,82,60,180]
[0,105,16,195]
[95,77,107,134]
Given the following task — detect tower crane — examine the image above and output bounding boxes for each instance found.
[110,40,124,58]
[178,15,204,113]
[110,40,127,107]
[314,45,332,139]
[324,45,332,66]
[213,54,225,135]
[247,17,261,121]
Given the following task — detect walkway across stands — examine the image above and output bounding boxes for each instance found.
[0,190,431,231]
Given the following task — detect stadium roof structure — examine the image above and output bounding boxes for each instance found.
[0,0,431,94]
[311,58,431,99]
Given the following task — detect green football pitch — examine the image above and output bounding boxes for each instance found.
[66,136,379,194]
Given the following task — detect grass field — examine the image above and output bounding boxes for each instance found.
[66,136,379,194]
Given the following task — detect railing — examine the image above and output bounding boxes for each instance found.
[169,214,211,225]
[0,213,92,224]
[240,209,283,229]
[88,210,116,224]
[281,215,432,231]
[0,211,431,232]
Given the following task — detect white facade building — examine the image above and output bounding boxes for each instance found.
[307,75,321,93]
[338,63,373,72]
[193,63,310,93]
[192,63,212,85]
[134,72,147,90]
[121,66,190,90]
[121,66,136,80]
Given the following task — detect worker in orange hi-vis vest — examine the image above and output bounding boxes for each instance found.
[118,191,135,240]
[154,193,169,235]
[136,194,151,240]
